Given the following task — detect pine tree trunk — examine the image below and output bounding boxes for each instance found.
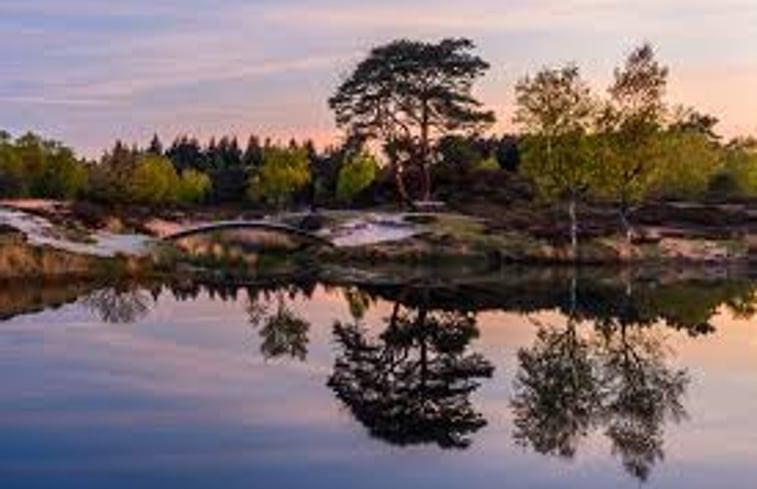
[393,162,411,206]
[420,99,431,202]
[420,162,431,202]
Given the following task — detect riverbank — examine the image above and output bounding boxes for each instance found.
[4,199,757,282]
[0,225,153,281]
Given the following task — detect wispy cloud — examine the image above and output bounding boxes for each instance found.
[0,0,195,18]
[261,0,757,35]
[0,0,756,155]
[0,96,112,107]
[11,53,351,106]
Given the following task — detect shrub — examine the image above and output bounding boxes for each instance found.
[336,151,378,203]
[652,131,720,199]
[247,147,311,208]
[708,146,757,198]
[176,169,212,204]
[128,154,180,204]
[473,156,500,171]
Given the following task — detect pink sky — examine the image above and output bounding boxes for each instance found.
[1,0,756,156]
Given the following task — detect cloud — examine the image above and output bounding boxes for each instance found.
[0,0,194,18]
[16,53,350,105]
[260,0,754,34]
[1,0,757,155]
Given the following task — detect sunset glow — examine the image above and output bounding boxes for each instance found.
[2,0,756,155]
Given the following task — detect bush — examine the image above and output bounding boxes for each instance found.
[0,132,88,199]
[176,169,212,204]
[128,154,180,204]
[247,147,311,208]
[336,151,378,203]
[473,156,500,171]
[43,149,89,199]
[652,131,720,199]
[0,143,24,197]
[707,146,757,198]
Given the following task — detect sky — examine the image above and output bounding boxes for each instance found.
[1,0,757,157]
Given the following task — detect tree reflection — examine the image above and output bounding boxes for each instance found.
[343,287,373,322]
[513,276,690,483]
[596,319,688,481]
[248,289,310,361]
[81,286,152,324]
[512,319,600,458]
[328,296,494,449]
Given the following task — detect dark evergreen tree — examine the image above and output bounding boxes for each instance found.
[242,135,264,169]
[330,38,496,201]
[148,133,164,156]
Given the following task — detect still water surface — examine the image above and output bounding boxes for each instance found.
[2,270,757,488]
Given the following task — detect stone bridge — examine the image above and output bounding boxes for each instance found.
[162,221,335,247]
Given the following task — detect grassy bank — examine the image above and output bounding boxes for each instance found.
[0,229,153,281]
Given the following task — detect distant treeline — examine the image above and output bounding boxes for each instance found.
[1,126,756,208]
[0,128,519,208]
[2,38,757,216]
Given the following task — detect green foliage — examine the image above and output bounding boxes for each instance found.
[515,65,594,139]
[330,38,496,200]
[128,154,180,204]
[88,141,139,203]
[336,151,378,203]
[709,143,757,197]
[43,147,88,199]
[437,135,485,169]
[473,156,500,171]
[0,131,87,199]
[597,43,669,210]
[521,132,597,202]
[515,65,596,201]
[436,135,505,171]
[248,146,311,208]
[652,130,720,199]
[176,169,212,204]
[0,139,24,197]
[515,64,597,254]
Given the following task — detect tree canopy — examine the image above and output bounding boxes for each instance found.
[597,43,670,242]
[330,38,495,201]
[247,146,311,208]
[515,64,597,256]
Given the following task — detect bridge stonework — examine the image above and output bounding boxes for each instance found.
[162,221,335,247]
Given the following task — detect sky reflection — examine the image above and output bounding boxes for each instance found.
[1,277,757,488]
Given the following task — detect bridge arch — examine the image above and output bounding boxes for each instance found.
[162,221,335,247]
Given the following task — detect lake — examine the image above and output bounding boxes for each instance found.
[2,267,757,488]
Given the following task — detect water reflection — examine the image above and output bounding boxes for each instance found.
[80,285,153,324]
[597,318,688,481]
[513,318,600,460]
[513,315,689,481]
[5,268,757,484]
[512,276,692,481]
[247,288,311,361]
[328,293,494,449]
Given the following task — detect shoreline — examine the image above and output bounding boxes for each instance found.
[5,200,757,282]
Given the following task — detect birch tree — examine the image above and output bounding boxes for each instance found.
[515,64,596,258]
[598,43,669,246]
